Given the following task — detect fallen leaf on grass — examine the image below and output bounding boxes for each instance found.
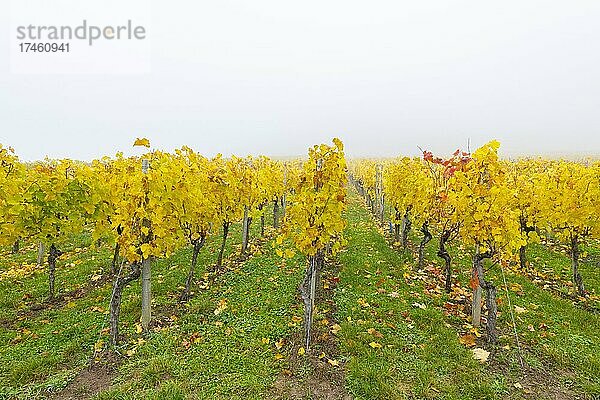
[369,342,383,349]
[459,334,476,348]
[470,328,482,338]
[214,299,228,315]
[367,328,383,338]
[514,305,527,314]
[472,348,490,363]
[510,283,524,295]
[357,298,370,308]
[94,339,104,352]
[331,324,341,335]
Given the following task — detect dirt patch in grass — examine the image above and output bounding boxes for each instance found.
[50,367,112,400]
[271,258,352,400]
[488,349,583,400]
[20,272,113,318]
[273,370,350,400]
[0,318,14,329]
[50,352,119,400]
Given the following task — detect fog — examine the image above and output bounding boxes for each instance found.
[1,0,599,160]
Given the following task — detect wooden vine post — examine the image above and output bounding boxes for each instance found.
[140,157,152,333]
[281,163,287,220]
[375,164,385,223]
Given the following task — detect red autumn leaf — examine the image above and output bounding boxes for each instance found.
[469,274,479,290]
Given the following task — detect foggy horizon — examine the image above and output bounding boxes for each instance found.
[2,0,600,161]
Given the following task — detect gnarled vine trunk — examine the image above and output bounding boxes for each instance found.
[518,219,535,270]
[401,211,411,250]
[570,234,585,296]
[437,231,452,293]
[12,239,19,254]
[394,208,401,243]
[518,245,527,270]
[259,203,265,236]
[110,262,141,345]
[181,236,206,302]
[47,244,62,300]
[273,198,279,228]
[300,249,323,351]
[472,249,498,343]
[217,222,230,268]
[111,243,120,275]
[418,222,432,269]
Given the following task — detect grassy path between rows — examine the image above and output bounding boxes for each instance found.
[334,191,506,399]
[333,189,600,399]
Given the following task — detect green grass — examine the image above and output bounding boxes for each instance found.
[410,228,600,396]
[371,190,600,398]
[0,209,304,399]
[94,233,303,399]
[335,191,509,399]
[1,195,599,399]
[525,240,600,304]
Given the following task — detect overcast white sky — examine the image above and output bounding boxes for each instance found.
[1,0,600,160]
